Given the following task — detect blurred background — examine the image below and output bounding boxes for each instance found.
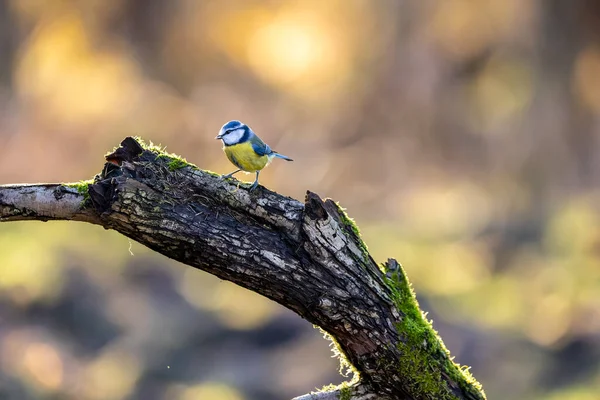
[0,0,599,399]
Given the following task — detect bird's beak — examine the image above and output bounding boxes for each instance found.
[215,134,223,140]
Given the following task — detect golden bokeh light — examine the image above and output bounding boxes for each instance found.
[545,198,600,256]
[574,46,600,112]
[456,277,525,329]
[2,333,64,393]
[470,56,533,128]
[181,273,279,330]
[15,11,140,126]
[428,0,533,61]
[418,241,492,296]
[81,347,141,400]
[0,229,64,303]
[525,292,571,346]
[206,2,354,101]
[400,182,493,237]
[428,0,493,60]
[544,387,600,400]
[22,342,64,391]
[174,382,245,400]
[246,11,339,88]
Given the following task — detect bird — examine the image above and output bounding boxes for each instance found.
[216,120,293,191]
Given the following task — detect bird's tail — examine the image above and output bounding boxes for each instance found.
[273,152,293,161]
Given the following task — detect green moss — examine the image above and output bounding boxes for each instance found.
[317,327,358,379]
[383,262,485,399]
[339,384,353,400]
[335,202,361,238]
[160,153,196,171]
[333,202,371,261]
[313,328,360,399]
[65,180,94,203]
[318,381,354,400]
[134,136,198,172]
[166,157,189,171]
[133,136,166,154]
[110,136,222,179]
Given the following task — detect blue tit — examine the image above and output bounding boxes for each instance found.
[216,120,293,191]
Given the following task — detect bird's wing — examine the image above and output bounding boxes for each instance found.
[249,135,272,156]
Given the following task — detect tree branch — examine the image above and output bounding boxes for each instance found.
[0,137,486,400]
[0,183,99,224]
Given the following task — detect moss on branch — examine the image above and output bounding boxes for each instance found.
[383,260,485,399]
[64,179,94,203]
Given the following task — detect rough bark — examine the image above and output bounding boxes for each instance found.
[0,137,486,400]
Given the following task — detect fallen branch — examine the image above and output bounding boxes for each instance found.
[0,137,486,400]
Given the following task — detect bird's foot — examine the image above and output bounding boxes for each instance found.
[221,174,234,179]
[249,182,259,191]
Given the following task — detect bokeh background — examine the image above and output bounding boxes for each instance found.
[0,0,599,399]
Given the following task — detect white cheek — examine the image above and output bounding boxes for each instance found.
[223,128,245,145]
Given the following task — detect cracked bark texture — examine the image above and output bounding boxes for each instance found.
[0,137,486,400]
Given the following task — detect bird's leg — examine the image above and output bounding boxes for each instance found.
[249,171,260,191]
[222,169,241,179]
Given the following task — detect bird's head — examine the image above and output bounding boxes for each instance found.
[216,120,251,145]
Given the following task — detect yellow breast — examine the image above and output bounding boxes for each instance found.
[223,142,269,172]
